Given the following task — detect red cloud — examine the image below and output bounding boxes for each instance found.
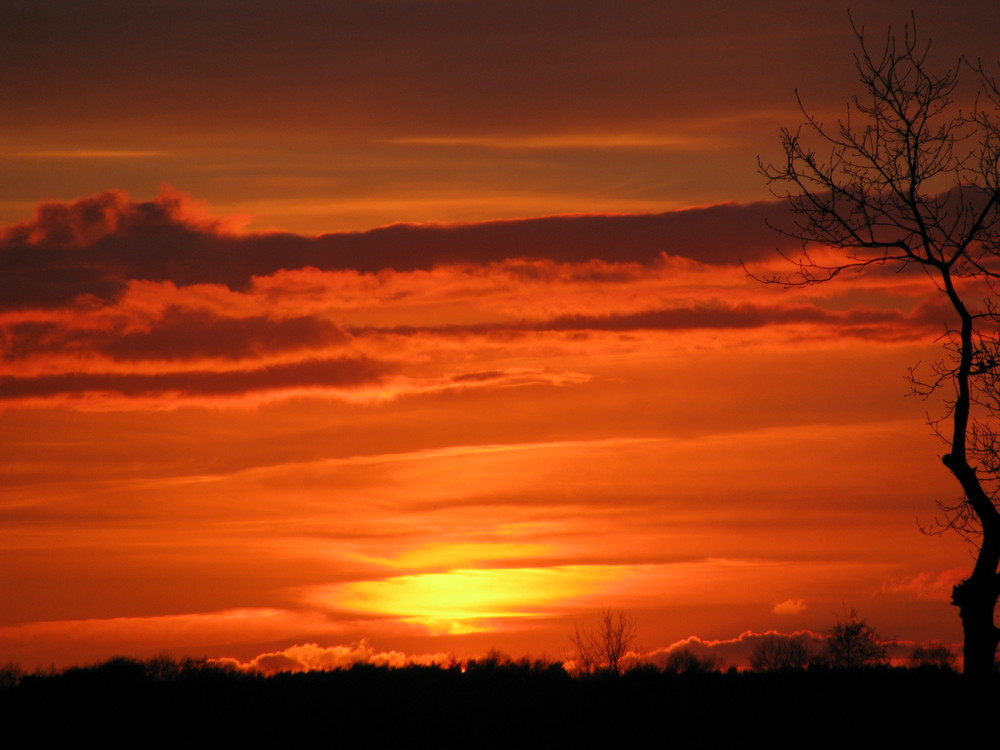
[350,302,926,340]
[0,187,801,310]
[0,357,393,400]
[4,308,350,363]
[884,567,969,602]
[1,186,237,248]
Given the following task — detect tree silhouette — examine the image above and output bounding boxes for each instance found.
[821,610,889,669]
[570,608,637,674]
[757,13,1000,680]
[910,642,958,670]
[659,647,720,674]
[749,635,811,672]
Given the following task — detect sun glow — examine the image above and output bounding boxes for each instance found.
[315,565,628,632]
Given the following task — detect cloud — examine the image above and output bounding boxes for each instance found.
[883,567,969,601]
[383,133,718,150]
[0,608,354,667]
[647,630,830,670]
[0,357,394,400]
[210,640,450,675]
[3,308,350,363]
[356,302,919,339]
[1,186,235,248]
[0,188,929,412]
[772,599,807,615]
[0,187,247,309]
[10,150,169,159]
[646,628,928,669]
[103,309,350,361]
[0,187,802,310]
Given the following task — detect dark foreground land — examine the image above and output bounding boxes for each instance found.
[1,659,991,748]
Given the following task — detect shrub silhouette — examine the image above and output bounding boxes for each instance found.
[820,610,888,669]
[909,643,957,671]
[749,635,811,672]
[661,647,720,674]
[0,662,24,689]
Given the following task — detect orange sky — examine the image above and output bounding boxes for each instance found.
[3,0,999,671]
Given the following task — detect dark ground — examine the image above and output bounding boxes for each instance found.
[1,658,990,748]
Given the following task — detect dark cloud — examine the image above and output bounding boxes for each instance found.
[1,321,67,361]
[0,189,801,310]
[356,302,920,338]
[536,304,904,332]
[449,371,508,383]
[3,308,350,362]
[0,357,393,400]
[104,308,348,361]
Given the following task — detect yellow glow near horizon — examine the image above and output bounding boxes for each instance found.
[316,565,628,632]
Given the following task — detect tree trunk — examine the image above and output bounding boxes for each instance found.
[951,525,1000,683]
[939,289,1000,680]
[952,566,1000,681]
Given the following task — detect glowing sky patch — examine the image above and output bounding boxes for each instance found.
[313,566,629,632]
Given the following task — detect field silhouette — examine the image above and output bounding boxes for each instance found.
[1,655,988,748]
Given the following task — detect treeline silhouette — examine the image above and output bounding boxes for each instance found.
[0,654,989,748]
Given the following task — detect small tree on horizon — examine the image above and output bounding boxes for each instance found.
[660,647,721,674]
[570,608,637,674]
[821,610,889,670]
[910,642,958,670]
[749,634,811,672]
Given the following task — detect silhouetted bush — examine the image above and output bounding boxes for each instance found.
[660,647,720,674]
[0,663,24,690]
[750,635,811,671]
[909,643,957,671]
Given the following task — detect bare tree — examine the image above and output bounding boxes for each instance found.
[821,610,889,669]
[757,13,1000,680]
[749,635,811,672]
[910,642,958,670]
[660,647,720,674]
[0,662,24,689]
[570,608,637,674]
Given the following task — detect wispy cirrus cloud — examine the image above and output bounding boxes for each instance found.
[883,567,969,601]
[382,133,718,150]
[8,150,169,159]
[0,357,394,401]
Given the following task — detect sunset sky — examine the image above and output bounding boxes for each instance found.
[4,0,1000,671]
